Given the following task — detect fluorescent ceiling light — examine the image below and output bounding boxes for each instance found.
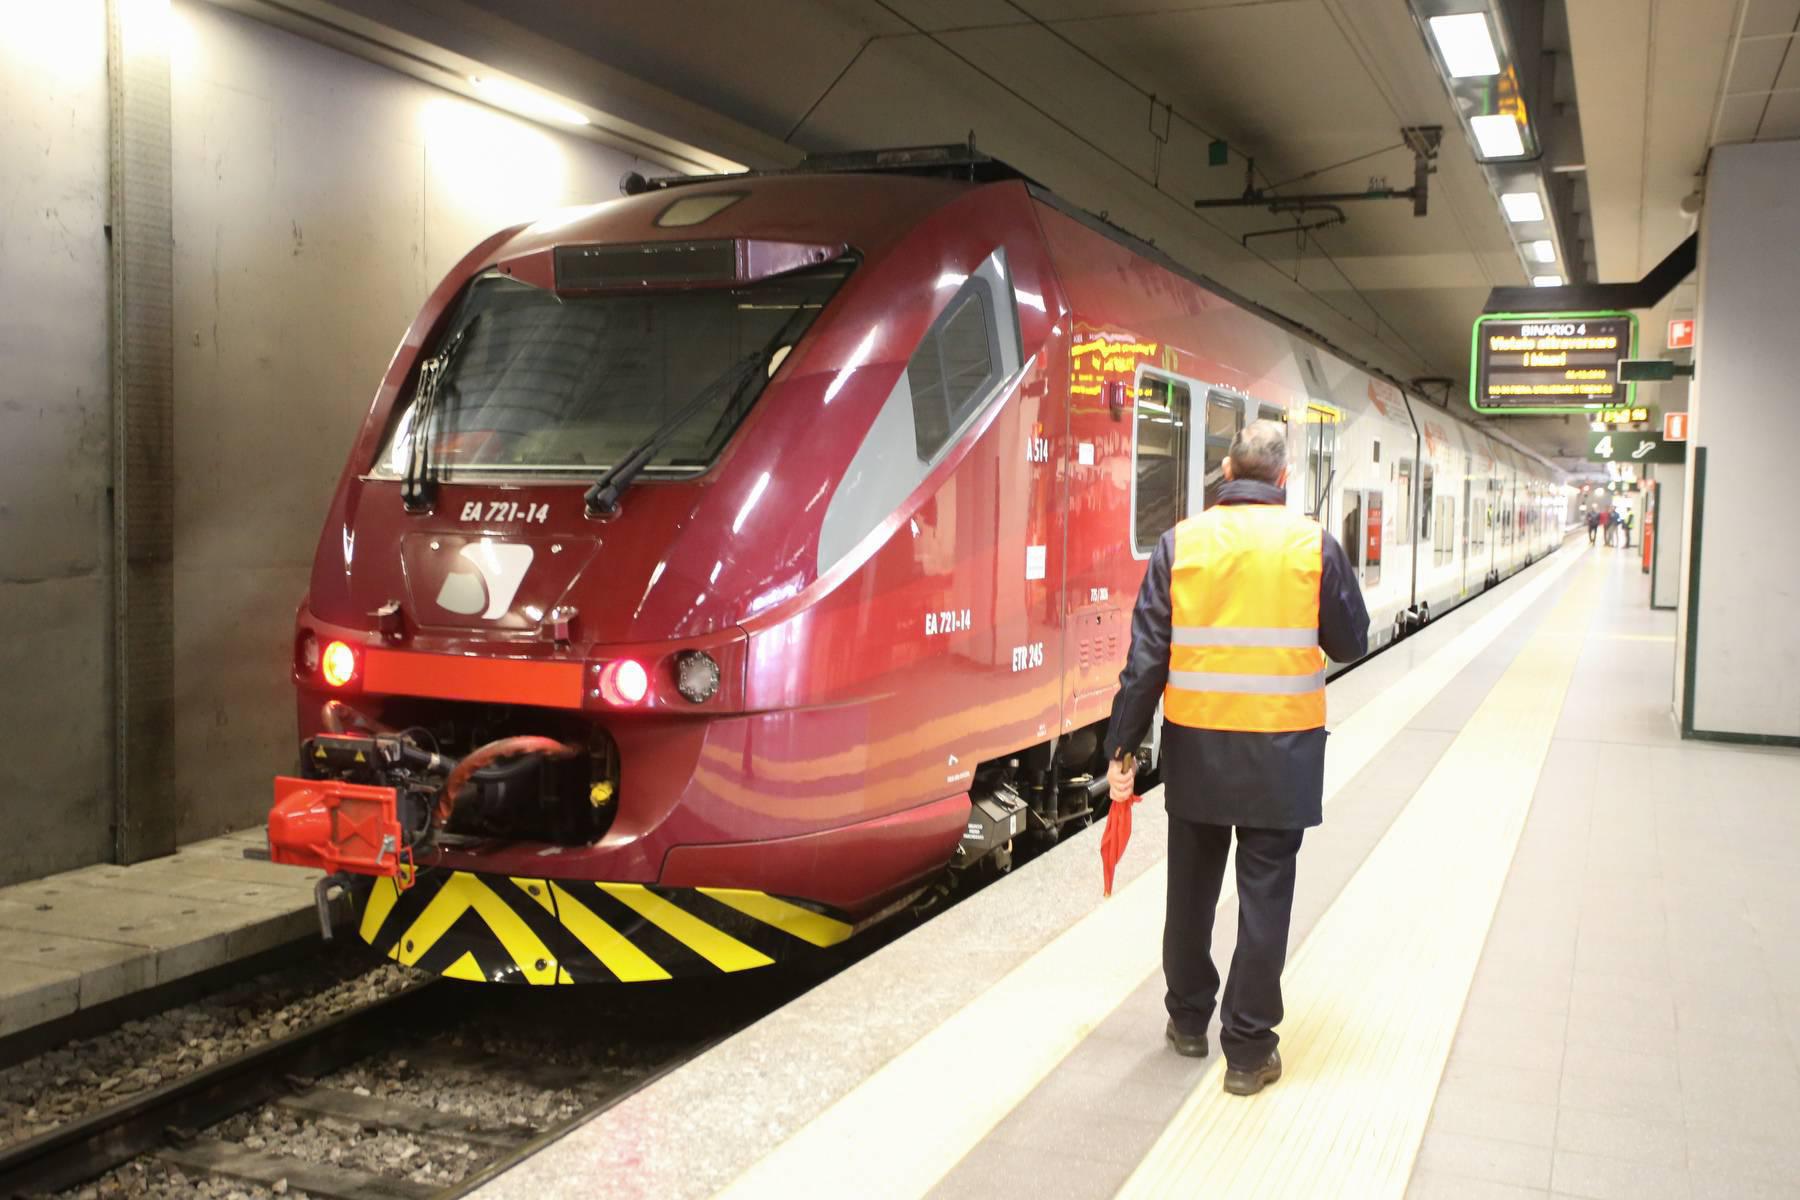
[1428,13,1501,78]
[468,76,591,126]
[1532,274,1563,287]
[1500,191,1545,222]
[1470,113,1525,158]
[1528,239,1556,263]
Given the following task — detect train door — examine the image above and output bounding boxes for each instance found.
[1198,392,1245,509]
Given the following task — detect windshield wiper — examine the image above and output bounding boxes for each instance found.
[585,305,812,518]
[401,315,480,513]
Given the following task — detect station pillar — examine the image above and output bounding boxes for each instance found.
[1678,139,1800,745]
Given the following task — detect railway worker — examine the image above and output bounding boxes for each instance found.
[1103,420,1369,1097]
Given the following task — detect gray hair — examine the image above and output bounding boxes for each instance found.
[1228,419,1288,484]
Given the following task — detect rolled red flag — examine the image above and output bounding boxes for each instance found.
[1100,792,1141,897]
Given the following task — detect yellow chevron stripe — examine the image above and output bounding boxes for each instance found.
[699,888,854,948]
[394,872,560,985]
[550,883,672,982]
[359,877,401,947]
[443,950,485,981]
[598,883,774,972]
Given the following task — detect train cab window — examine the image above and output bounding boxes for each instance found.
[1132,373,1191,554]
[908,288,1000,461]
[1202,394,1243,508]
[1258,404,1285,425]
[1341,489,1362,572]
[817,246,1021,574]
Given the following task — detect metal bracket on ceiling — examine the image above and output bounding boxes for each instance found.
[1194,126,1443,222]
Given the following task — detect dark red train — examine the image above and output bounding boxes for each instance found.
[267,146,1564,984]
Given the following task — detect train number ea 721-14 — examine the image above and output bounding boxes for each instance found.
[926,609,973,636]
[459,501,550,524]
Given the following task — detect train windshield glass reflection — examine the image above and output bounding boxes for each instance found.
[378,262,852,480]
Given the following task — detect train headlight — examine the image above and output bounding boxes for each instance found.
[321,640,359,688]
[675,651,721,704]
[597,659,650,706]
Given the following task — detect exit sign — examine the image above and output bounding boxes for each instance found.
[1668,318,1694,349]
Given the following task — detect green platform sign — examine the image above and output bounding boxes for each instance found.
[1471,311,1637,415]
[1588,431,1684,464]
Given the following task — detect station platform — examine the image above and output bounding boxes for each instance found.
[0,829,318,1039]
[473,543,1800,1200]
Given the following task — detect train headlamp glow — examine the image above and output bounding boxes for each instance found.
[675,651,721,704]
[598,659,650,706]
[321,640,358,688]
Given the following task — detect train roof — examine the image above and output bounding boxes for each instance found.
[635,144,1558,477]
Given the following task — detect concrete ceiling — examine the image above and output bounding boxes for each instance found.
[252,0,1773,475]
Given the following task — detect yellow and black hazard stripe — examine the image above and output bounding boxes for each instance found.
[354,869,856,984]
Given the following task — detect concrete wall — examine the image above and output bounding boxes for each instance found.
[0,3,116,883]
[167,2,658,839]
[1685,138,1800,740]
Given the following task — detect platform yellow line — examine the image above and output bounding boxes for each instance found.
[708,549,1588,1200]
[1117,560,1604,1199]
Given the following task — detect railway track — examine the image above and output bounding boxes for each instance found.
[0,967,825,1200]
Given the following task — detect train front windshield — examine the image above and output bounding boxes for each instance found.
[378,262,853,481]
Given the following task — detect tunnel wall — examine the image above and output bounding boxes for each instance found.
[0,4,117,883]
[167,1,656,840]
[1684,138,1800,743]
[0,1,665,884]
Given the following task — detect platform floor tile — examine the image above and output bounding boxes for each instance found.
[0,828,316,1036]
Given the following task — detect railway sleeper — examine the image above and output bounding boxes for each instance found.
[159,1140,436,1200]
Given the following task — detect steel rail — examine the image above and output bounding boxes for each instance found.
[0,981,446,1198]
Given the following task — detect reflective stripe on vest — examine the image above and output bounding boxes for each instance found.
[1163,504,1326,733]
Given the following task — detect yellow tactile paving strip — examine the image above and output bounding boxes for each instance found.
[1118,561,1603,1199]
[709,548,1589,1200]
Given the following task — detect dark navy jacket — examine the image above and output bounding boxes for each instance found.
[1103,480,1370,829]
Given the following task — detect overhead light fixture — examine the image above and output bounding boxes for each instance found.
[1470,114,1526,159]
[1427,13,1500,78]
[468,75,591,126]
[1532,274,1563,287]
[1501,191,1544,222]
[1528,239,1556,263]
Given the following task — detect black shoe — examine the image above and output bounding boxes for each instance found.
[1164,1020,1208,1058]
[1224,1049,1282,1095]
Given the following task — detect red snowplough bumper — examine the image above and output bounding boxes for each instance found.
[268,775,413,884]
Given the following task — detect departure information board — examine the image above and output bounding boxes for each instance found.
[1470,311,1637,414]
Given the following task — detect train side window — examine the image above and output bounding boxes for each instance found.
[1258,404,1285,424]
[1363,489,1383,586]
[1341,489,1362,571]
[1435,495,1454,565]
[1131,373,1192,555]
[1395,458,1413,547]
[1202,393,1243,508]
[1420,462,1434,544]
[907,287,999,461]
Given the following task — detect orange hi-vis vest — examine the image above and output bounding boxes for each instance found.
[1164,503,1326,733]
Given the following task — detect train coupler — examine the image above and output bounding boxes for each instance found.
[268,772,417,888]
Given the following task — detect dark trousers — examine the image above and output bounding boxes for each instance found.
[1164,819,1304,1067]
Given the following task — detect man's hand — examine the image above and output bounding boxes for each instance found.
[1107,753,1137,803]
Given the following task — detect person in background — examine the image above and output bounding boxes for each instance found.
[1623,510,1635,548]
[1104,421,1370,1097]
[1587,509,1599,544]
